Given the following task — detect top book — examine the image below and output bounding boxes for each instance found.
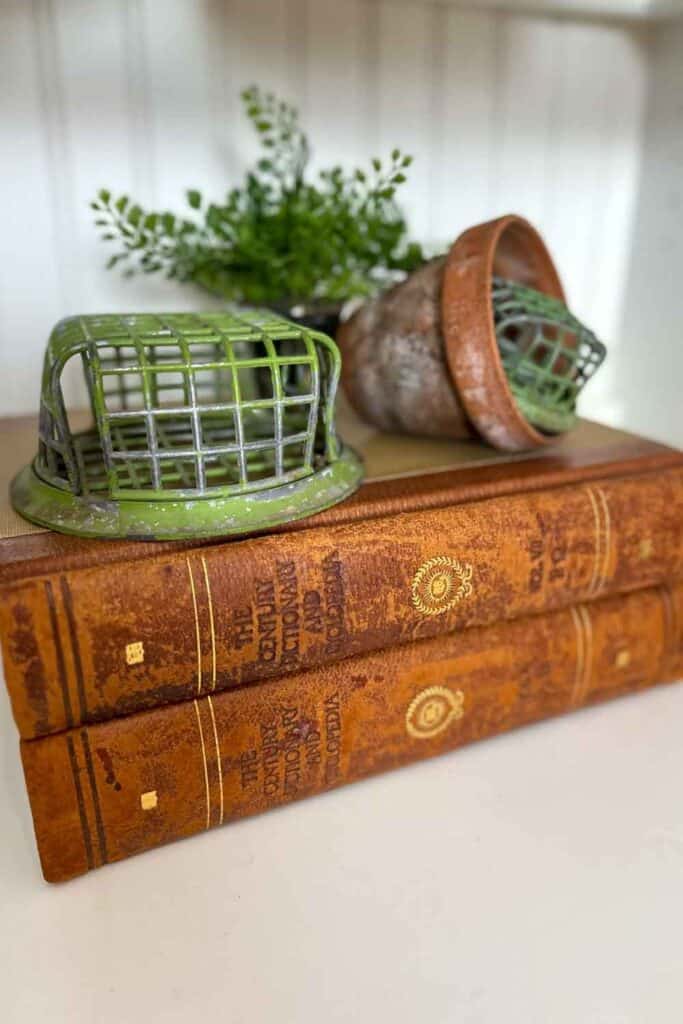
[2,397,681,580]
[2,399,683,739]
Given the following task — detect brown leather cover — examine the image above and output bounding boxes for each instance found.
[2,406,683,739]
[3,459,683,739]
[21,583,683,883]
[1,405,681,580]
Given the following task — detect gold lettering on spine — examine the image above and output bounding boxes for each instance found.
[186,557,202,696]
[193,699,211,830]
[207,696,224,825]
[201,556,217,690]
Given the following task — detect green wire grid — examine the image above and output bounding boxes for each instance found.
[492,277,606,435]
[14,310,362,539]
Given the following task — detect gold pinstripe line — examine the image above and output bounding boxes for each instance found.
[595,486,611,593]
[201,556,217,691]
[669,585,680,653]
[207,696,224,826]
[577,603,593,704]
[193,699,211,830]
[670,586,681,674]
[186,557,202,696]
[569,605,586,707]
[659,584,676,673]
[585,487,603,597]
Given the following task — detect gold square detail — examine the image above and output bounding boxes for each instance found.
[616,649,631,669]
[126,641,145,665]
[140,790,158,811]
[639,538,653,560]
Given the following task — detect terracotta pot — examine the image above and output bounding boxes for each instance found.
[337,214,566,452]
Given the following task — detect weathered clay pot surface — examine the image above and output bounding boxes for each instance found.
[442,215,565,451]
[338,258,474,440]
[338,214,567,452]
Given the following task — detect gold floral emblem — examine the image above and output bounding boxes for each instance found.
[411,556,473,616]
[406,686,464,739]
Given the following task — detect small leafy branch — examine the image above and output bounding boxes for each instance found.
[92,86,424,306]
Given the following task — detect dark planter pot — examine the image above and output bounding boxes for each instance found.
[337,214,567,452]
[268,301,344,339]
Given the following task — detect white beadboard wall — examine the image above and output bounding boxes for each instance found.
[0,0,651,424]
[617,19,683,447]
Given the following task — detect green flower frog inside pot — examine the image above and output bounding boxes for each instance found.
[490,275,605,436]
[12,310,363,540]
[338,214,606,452]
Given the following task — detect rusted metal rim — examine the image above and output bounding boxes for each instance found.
[441,214,566,452]
[11,446,364,541]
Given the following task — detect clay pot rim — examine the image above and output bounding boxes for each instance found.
[441,214,566,452]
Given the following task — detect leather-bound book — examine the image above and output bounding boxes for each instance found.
[2,403,683,739]
[20,583,683,882]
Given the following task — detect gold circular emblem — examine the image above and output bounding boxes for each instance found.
[406,686,464,739]
[411,556,473,616]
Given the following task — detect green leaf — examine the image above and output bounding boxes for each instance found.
[91,85,423,303]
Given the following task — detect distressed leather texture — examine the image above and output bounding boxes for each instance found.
[21,583,683,883]
[2,464,683,739]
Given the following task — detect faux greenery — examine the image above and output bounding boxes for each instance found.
[92,86,424,306]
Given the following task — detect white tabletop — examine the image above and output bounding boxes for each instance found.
[2,675,683,1024]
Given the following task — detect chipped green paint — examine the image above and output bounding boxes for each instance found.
[492,278,606,435]
[12,310,363,539]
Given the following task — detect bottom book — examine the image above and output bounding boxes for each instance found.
[21,582,683,882]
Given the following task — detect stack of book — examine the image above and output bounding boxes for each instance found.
[1,401,682,882]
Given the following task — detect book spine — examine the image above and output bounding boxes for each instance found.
[21,583,683,883]
[4,466,683,740]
